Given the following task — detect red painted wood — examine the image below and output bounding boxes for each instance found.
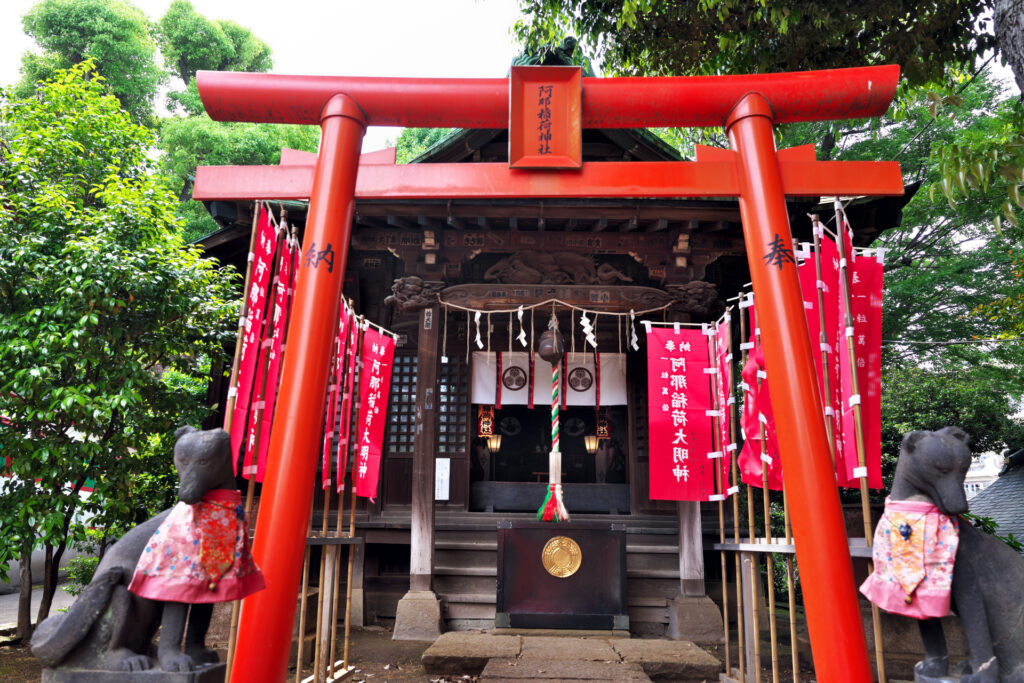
[196,65,899,128]
[229,94,366,683]
[509,66,583,169]
[727,94,872,683]
[193,159,904,201]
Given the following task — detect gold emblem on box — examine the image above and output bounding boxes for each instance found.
[541,536,582,578]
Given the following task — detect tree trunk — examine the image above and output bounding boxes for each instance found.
[16,541,33,641]
[37,543,57,623]
[994,0,1024,94]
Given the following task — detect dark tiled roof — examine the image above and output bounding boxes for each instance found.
[968,462,1024,548]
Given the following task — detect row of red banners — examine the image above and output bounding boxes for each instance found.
[227,204,395,499]
[319,306,396,499]
[647,232,883,501]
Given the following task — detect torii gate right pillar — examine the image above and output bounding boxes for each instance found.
[727,93,873,681]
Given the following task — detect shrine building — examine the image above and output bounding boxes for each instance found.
[192,54,912,644]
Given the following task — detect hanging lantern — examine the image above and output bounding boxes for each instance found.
[486,433,503,452]
[584,434,600,456]
[478,405,494,437]
[596,407,611,439]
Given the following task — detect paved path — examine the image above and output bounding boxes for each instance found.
[0,584,75,631]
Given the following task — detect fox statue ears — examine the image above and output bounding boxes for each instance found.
[902,427,970,453]
[175,425,198,440]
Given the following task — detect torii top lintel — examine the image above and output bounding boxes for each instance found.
[196,64,899,129]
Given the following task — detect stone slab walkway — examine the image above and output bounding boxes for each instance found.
[422,631,720,682]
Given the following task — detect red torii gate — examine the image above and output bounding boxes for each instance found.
[195,65,904,683]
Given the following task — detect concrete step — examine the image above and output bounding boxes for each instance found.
[422,632,722,682]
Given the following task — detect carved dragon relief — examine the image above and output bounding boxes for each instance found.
[383,276,445,312]
[664,281,723,316]
[482,251,633,286]
[440,280,722,316]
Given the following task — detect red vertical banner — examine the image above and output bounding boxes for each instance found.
[798,256,824,399]
[255,237,294,482]
[714,319,737,496]
[645,325,715,501]
[738,304,784,490]
[230,204,278,466]
[354,327,396,500]
[817,236,851,486]
[838,253,885,488]
[337,318,361,493]
[321,308,350,489]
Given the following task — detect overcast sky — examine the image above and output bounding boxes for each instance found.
[0,0,524,151]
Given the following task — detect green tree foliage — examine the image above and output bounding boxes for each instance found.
[17,0,163,125]
[159,115,319,241]
[517,0,1024,339]
[881,366,1024,467]
[394,128,455,164]
[151,0,307,241]
[0,62,238,632]
[781,71,1024,468]
[157,0,272,89]
[515,0,996,85]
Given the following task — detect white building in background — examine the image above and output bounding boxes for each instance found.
[964,452,1004,499]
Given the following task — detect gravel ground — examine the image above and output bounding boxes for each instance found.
[0,626,474,683]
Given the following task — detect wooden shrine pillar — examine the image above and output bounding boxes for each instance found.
[393,304,444,640]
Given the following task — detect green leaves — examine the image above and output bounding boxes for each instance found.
[0,63,238,582]
[514,0,997,83]
[18,0,163,126]
[157,0,272,88]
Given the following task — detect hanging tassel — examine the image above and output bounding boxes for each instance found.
[537,483,558,521]
[536,483,570,522]
[553,484,570,521]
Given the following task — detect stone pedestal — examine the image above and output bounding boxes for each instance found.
[392,590,443,641]
[42,663,225,683]
[666,595,724,643]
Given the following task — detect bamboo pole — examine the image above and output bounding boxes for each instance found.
[295,509,314,683]
[342,483,358,670]
[833,202,886,683]
[313,486,332,681]
[751,311,779,683]
[225,202,271,680]
[222,201,262,434]
[314,327,342,683]
[758,439,779,683]
[783,489,799,682]
[724,309,746,683]
[739,300,762,683]
[809,215,838,472]
[709,329,730,673]
[328,486,346,677]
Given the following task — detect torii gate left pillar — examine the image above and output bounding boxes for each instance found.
[197,66,903,683]
[227,92,367,679]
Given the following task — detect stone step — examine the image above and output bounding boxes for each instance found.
[481,658,652,681]
[422,632,721,682]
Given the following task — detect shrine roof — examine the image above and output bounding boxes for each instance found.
[968,448,1024,551]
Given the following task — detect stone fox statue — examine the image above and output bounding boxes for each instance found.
[860,427,1024,683]
[31,427,264,673]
